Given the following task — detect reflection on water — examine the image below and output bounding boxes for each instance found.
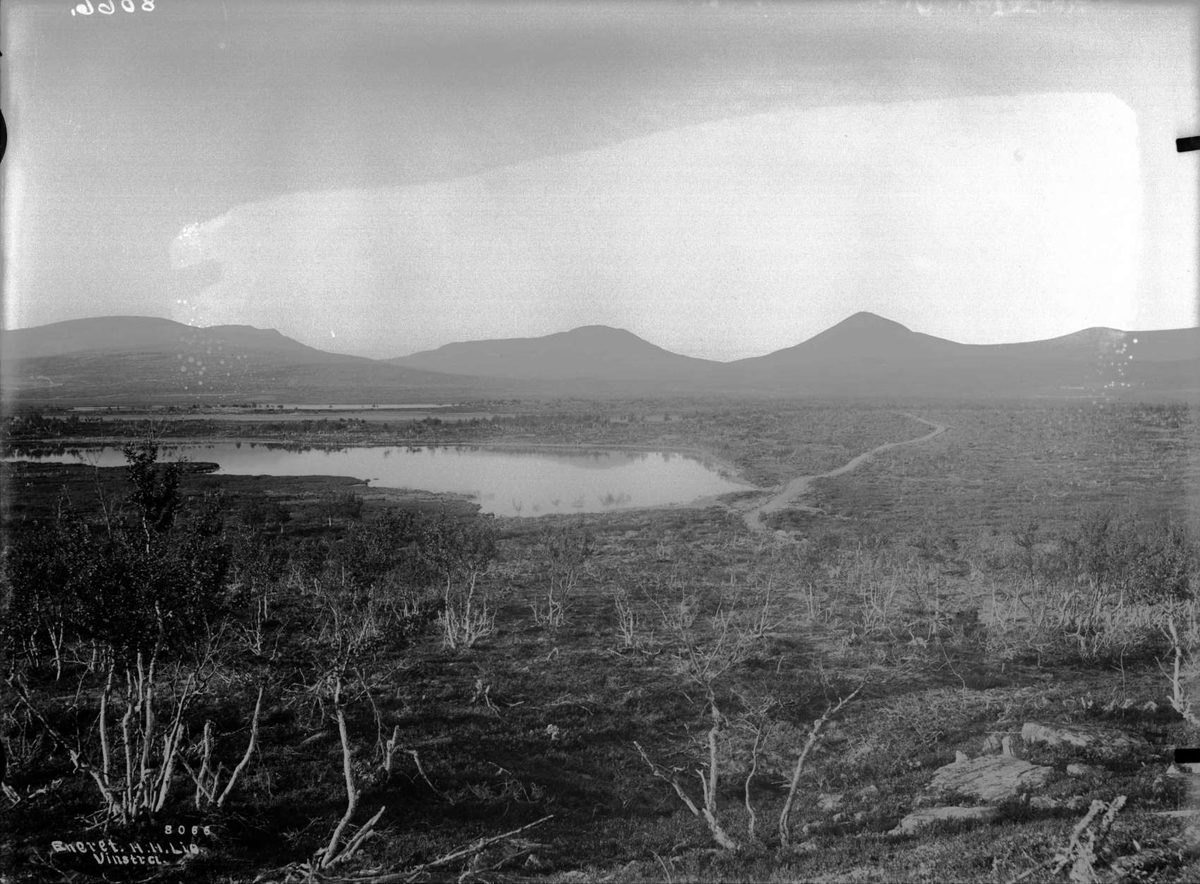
[5,443,743,517]
[66,405,489,423]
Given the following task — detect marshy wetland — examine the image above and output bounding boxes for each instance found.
[3,397,1200,882]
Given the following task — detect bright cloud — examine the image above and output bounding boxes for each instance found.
[172,92,1147,360]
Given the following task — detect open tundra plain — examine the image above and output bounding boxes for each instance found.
[3,396,1200,883]
[6,0,1197,878]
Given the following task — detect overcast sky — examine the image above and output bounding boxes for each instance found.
[3,0,1197,360]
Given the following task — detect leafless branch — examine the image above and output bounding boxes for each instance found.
[779,682,864,847]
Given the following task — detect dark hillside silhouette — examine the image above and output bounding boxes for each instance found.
[391,325,728,382]
[3,312,1196,400]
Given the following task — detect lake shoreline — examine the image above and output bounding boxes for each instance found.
[5,437,752,518]
[4,434,753,482]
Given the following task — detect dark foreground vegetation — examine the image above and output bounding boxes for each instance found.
[3,399,1200,883]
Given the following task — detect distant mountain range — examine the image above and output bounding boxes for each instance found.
[394,312,1200,398]
[0,316,505,403]
[2,312,1197,403]
[1,316,367,363]
[720,312,1200,397]
[391,325,728,383]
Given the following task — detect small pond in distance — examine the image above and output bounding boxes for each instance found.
[7,443,748,518]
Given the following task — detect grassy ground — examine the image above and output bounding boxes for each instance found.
[799,401,1199,537]
[3,398,1199,883]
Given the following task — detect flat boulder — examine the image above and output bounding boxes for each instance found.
[926,753,1054,804]
[1021,722,1148,760]
[889,805,999,836]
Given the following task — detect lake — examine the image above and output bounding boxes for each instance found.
[7,443,748,517]
[69,404,455,411]
[73,411,494,423]
[64,405,492,423]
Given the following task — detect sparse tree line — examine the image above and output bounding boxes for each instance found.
[2,409,93,439]
[792,509,1200,673]
[0,437,869,874]
[614,505,1200,854]
[0,439,611,878]
[951,510,1200,667]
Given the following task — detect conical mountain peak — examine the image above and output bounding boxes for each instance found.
[823,312,913,336]
[392,324,722,381]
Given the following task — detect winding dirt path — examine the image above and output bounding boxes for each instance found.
[742,414,947,535]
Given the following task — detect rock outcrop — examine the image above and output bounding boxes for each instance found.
[925,753,1054,804]
[1020,722,1148,760]
[886,721,1150,841]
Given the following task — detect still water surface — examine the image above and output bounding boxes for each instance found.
[10,443,746,518]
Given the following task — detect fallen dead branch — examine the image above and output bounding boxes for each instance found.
[255,814,553,884]
[1005,795,1127,884]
